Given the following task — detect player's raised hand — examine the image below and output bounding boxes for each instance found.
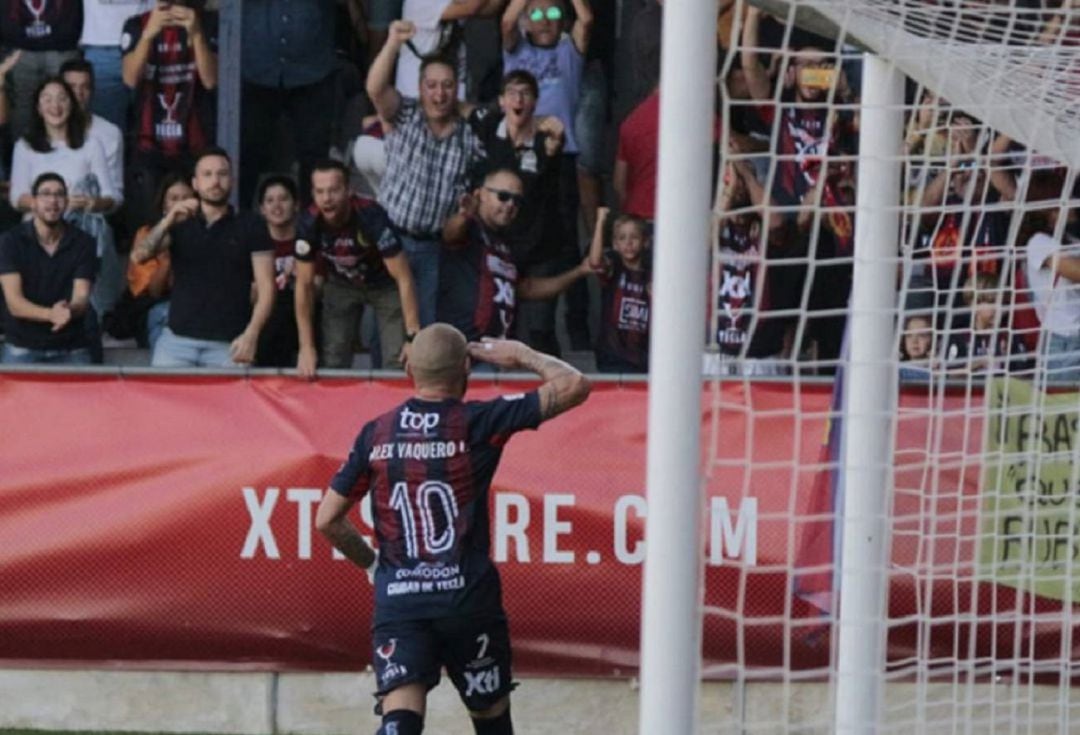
[467,337,528,369]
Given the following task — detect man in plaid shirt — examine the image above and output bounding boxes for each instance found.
[367,19,484,328]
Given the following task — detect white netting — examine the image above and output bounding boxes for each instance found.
[699,0,1080,730]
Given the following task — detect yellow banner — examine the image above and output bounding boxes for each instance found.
[979,377,1080,602]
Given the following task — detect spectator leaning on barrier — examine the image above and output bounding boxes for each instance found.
[133,147,275,369]
[79,0,150,128]
[439,167,595,345]
[293,160,421,377]
[367,19,483,328]
[0,0,82,140]
[0,172,97,365]
[255,173,301,370]
[121,0,218,230]
[239,0,339,208]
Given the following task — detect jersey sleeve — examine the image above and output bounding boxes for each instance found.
[119,15,144,58]
[246,213,275,255]
[392,97,420,129]
[294,207,320,263]
[74,233,99,282]
[0,231,18,276]
[468,390,543,448]
[365,201,404,259]
[597,250,617,285]
[330,422,376,500]
[202,11,220,53]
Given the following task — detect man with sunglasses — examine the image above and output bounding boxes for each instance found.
[439,167,596,345]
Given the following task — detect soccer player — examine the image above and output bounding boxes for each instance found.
[315,323,591,735]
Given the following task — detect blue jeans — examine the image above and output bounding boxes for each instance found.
[82,46,129,129]
[151,327,238,368]
[2,342,92,365]
[1044,332,1080,384]
[146,301,170,352]
[399,234,440,328]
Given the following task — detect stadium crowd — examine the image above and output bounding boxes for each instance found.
[0,0,1078,378]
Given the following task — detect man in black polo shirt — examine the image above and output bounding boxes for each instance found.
[0,173,97,365]
[133,147,275,368]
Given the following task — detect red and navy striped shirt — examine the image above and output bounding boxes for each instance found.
[1,0,81,51]
[331,391,542,622]
[437,220,519,342]
[121,11,218,159]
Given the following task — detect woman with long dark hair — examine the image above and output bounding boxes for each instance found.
[8,76,119,213]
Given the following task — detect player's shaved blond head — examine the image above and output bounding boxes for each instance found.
[408,323,469,390]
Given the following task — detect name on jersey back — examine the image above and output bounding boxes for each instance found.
[369,440,469,462]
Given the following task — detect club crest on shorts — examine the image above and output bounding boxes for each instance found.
[376,638,408,683]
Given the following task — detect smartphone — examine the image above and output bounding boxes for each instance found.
[799,67,836,89]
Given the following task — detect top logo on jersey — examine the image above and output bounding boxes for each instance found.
[400,406,439,434]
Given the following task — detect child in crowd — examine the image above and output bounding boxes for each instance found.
[899,312,936,382]
[943,272,1031,374]
[587,207,650,373]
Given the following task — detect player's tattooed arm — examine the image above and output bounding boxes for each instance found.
[316,490,377,571]
[469,339,592,420]
[523,350,592,420]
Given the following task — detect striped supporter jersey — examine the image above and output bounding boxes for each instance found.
[331,391,542,623]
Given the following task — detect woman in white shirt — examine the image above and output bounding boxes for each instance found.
[9,76,120,214]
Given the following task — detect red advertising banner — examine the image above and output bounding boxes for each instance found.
[0,374,1074,676]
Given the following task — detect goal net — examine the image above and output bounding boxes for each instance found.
[698,0,1080,730]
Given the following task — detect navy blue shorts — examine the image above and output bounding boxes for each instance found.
[372,611,516,712]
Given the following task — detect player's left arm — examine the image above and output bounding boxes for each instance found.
[315,491,377,570]
[469,339,591,420]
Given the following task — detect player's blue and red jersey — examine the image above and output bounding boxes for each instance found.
[330,391,542,623]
